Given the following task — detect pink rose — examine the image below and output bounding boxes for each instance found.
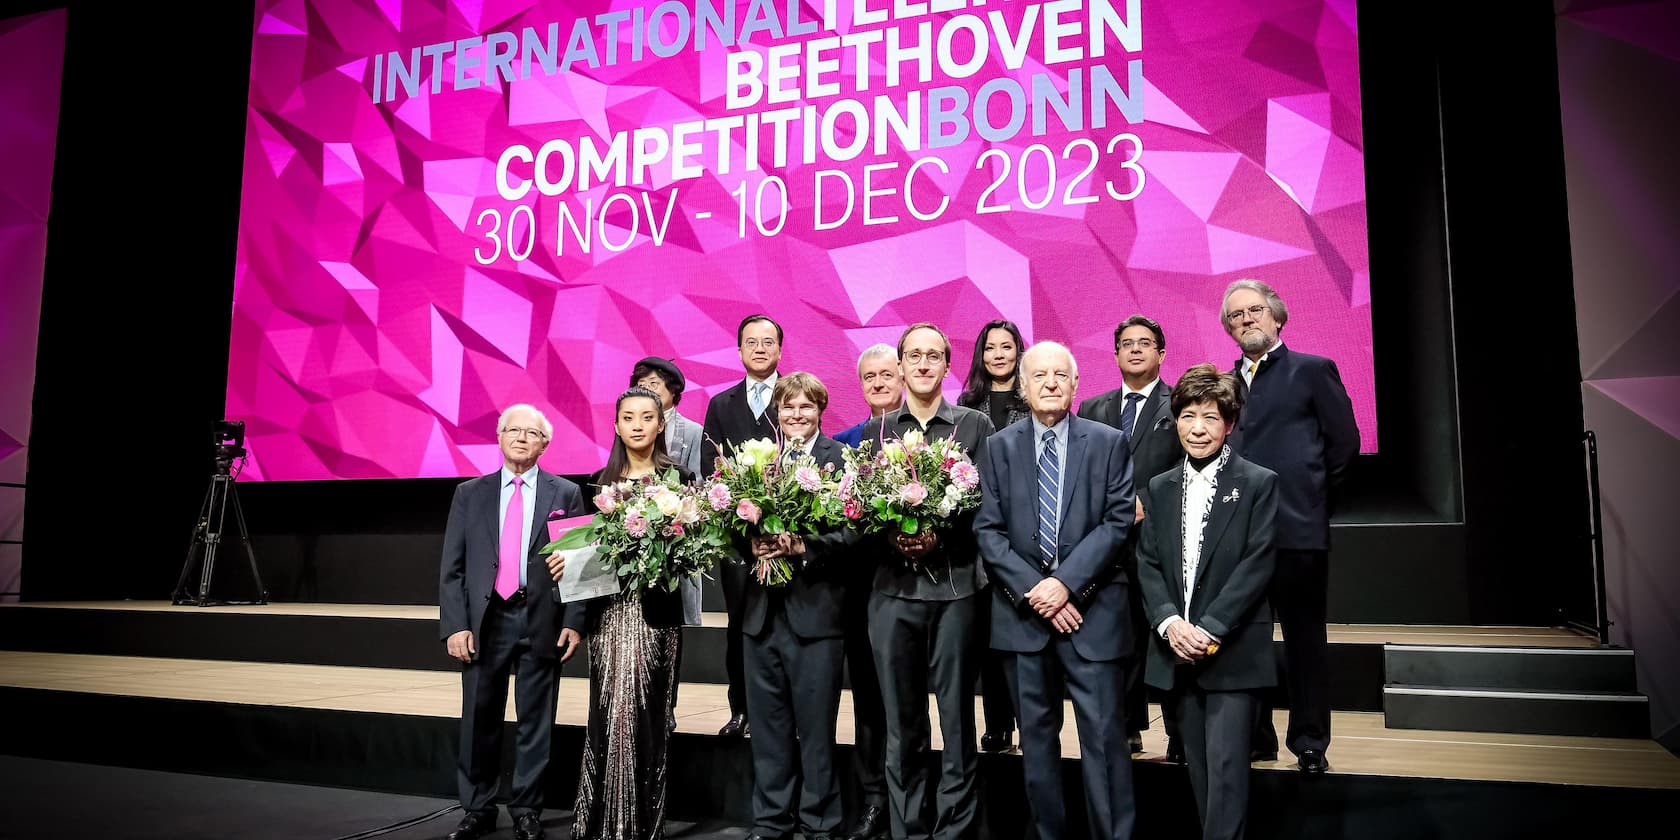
[844,498,863,520]
[950,461,980,491]
[594,491,617,514]
[795,466,822,492]
[624,509,649,537]
[707,483,732,511]
[670,521,685,537]
[736,499,762,525]
[837,471,855,502]
[898,482,928,506]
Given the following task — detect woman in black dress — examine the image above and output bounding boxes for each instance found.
[958,319,1030,432]
[956,320,1026,754]
[572,386,690,840]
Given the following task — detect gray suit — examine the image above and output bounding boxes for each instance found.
[666,410,705,625]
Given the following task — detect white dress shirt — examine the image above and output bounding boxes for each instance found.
[1239,340,1284,386]
[746,371,780,418]
[1156,448,1229,640]
[1121,378,1161,430]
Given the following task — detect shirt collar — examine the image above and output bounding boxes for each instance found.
[1122,378,1160,399]
[745,371,779,390]
[501,464,539,486]
[1031,413,1070,442]
[891,397,957,430]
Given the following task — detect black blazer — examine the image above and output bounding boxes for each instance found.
[1228,344,1359,551]
[439,469,588,653]
[974,414,1135,661]
[1077,380,1181,492]
[742,435,850,640]
[578,467,692,631]
[700,378,781,477]
[1137,453,1278,691]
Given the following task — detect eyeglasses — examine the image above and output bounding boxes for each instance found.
[635,377,667,392]
[742,338,779,350]
[501,427,548,441]
[1118,338,1157,351]
[1028,371,1072,384]
[1225,304,1270,324]
[777,404,821,416]
[903,350,946,365]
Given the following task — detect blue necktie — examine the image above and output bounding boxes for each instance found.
[1037,429,1060,571]
[1119,392,1143,441]
[749,382,768,419]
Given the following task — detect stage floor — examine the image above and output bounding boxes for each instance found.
[4,600,1603,648]
[2,648,1673,792]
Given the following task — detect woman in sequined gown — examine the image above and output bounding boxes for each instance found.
[572,387,691,840]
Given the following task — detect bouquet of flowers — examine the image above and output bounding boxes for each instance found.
[839,428,983,546]
[703,436,845,586]
[542,469,730,597]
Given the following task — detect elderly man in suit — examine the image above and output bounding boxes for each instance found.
[439,403,587,840]
[976,340,1137,840]
[1138,364,1278,840]
[1221,280,1358,773]
[1078,314,1186,757]
[632,356,705,625]
[701,314,786,738]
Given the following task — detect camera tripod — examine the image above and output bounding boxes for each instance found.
[172,466,268,606]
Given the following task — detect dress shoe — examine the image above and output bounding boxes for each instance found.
[1127,732,1144,754]
[844,804,888,840]
[513,812,545,840]
[980,730,1014,753]
[1297,749,1328,774]
[1164,737,1185,763]
[1251,746,1278,762]
[447,811,496,840]
[719,713,749,738]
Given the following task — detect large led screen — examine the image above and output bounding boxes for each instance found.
[228,0,1376,479]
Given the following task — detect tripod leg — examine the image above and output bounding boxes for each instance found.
[228,484,267,604]
[174,480,217,604]
[196,476,229,604]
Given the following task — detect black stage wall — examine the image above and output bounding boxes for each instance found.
[21,1,1589,625]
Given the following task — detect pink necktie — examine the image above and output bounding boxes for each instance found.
[497,476,525,599]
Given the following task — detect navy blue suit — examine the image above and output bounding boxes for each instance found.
[1229,343,1358,759]
[439,468,586,819]
[975,414,1137,840]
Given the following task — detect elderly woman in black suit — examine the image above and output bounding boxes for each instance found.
[1137,364,1278,840]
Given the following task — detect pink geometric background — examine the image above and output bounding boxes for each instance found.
[0,9,66,594]
[228,0,1376,480]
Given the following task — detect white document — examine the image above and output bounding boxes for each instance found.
[556,544,622,603]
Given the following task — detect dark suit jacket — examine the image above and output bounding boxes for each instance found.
[974,414,1135,662]
[1137,454,1278,691]
[1078,380,1181,491]
[1228,344,1358,551]
[742,435,850,640]
[439,469,587,654]
[700,378,781,477]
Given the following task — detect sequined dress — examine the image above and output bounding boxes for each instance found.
[572,469,687,840]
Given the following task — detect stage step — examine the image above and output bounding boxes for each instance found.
[1383,645,1651,738]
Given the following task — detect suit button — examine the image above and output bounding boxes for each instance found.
[483,594,490,601]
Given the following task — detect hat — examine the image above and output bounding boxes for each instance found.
[633,356,685,392]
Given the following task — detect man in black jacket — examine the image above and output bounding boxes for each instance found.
[1220,280,1359,773]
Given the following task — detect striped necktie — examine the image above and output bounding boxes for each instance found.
[1037,429,1059,571]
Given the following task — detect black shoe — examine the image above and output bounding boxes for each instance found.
[844,804,888,840]
[1251,747,1278,762]
[1127,732,1144,755]
[447,811,496,840]
[1297,749,1328,773]
[719,713,748,738]
[980,731,1014,753]
[513,812,544,840]
[1164,737,1185,763]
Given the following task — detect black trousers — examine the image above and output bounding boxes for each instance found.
[974,590,1018,738]
[1015,638,1135,840]
[1178,684,1259,840]
[745,608,846,836]
[721,559,750,715]
[868,592,979,840]
[1254,549,1331,755]
[457,596,560,817]
[844,584,887,807]
[1122,546,1175,740]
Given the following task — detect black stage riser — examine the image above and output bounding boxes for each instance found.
[0,607,1384,712]
[2,687,1667,840]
